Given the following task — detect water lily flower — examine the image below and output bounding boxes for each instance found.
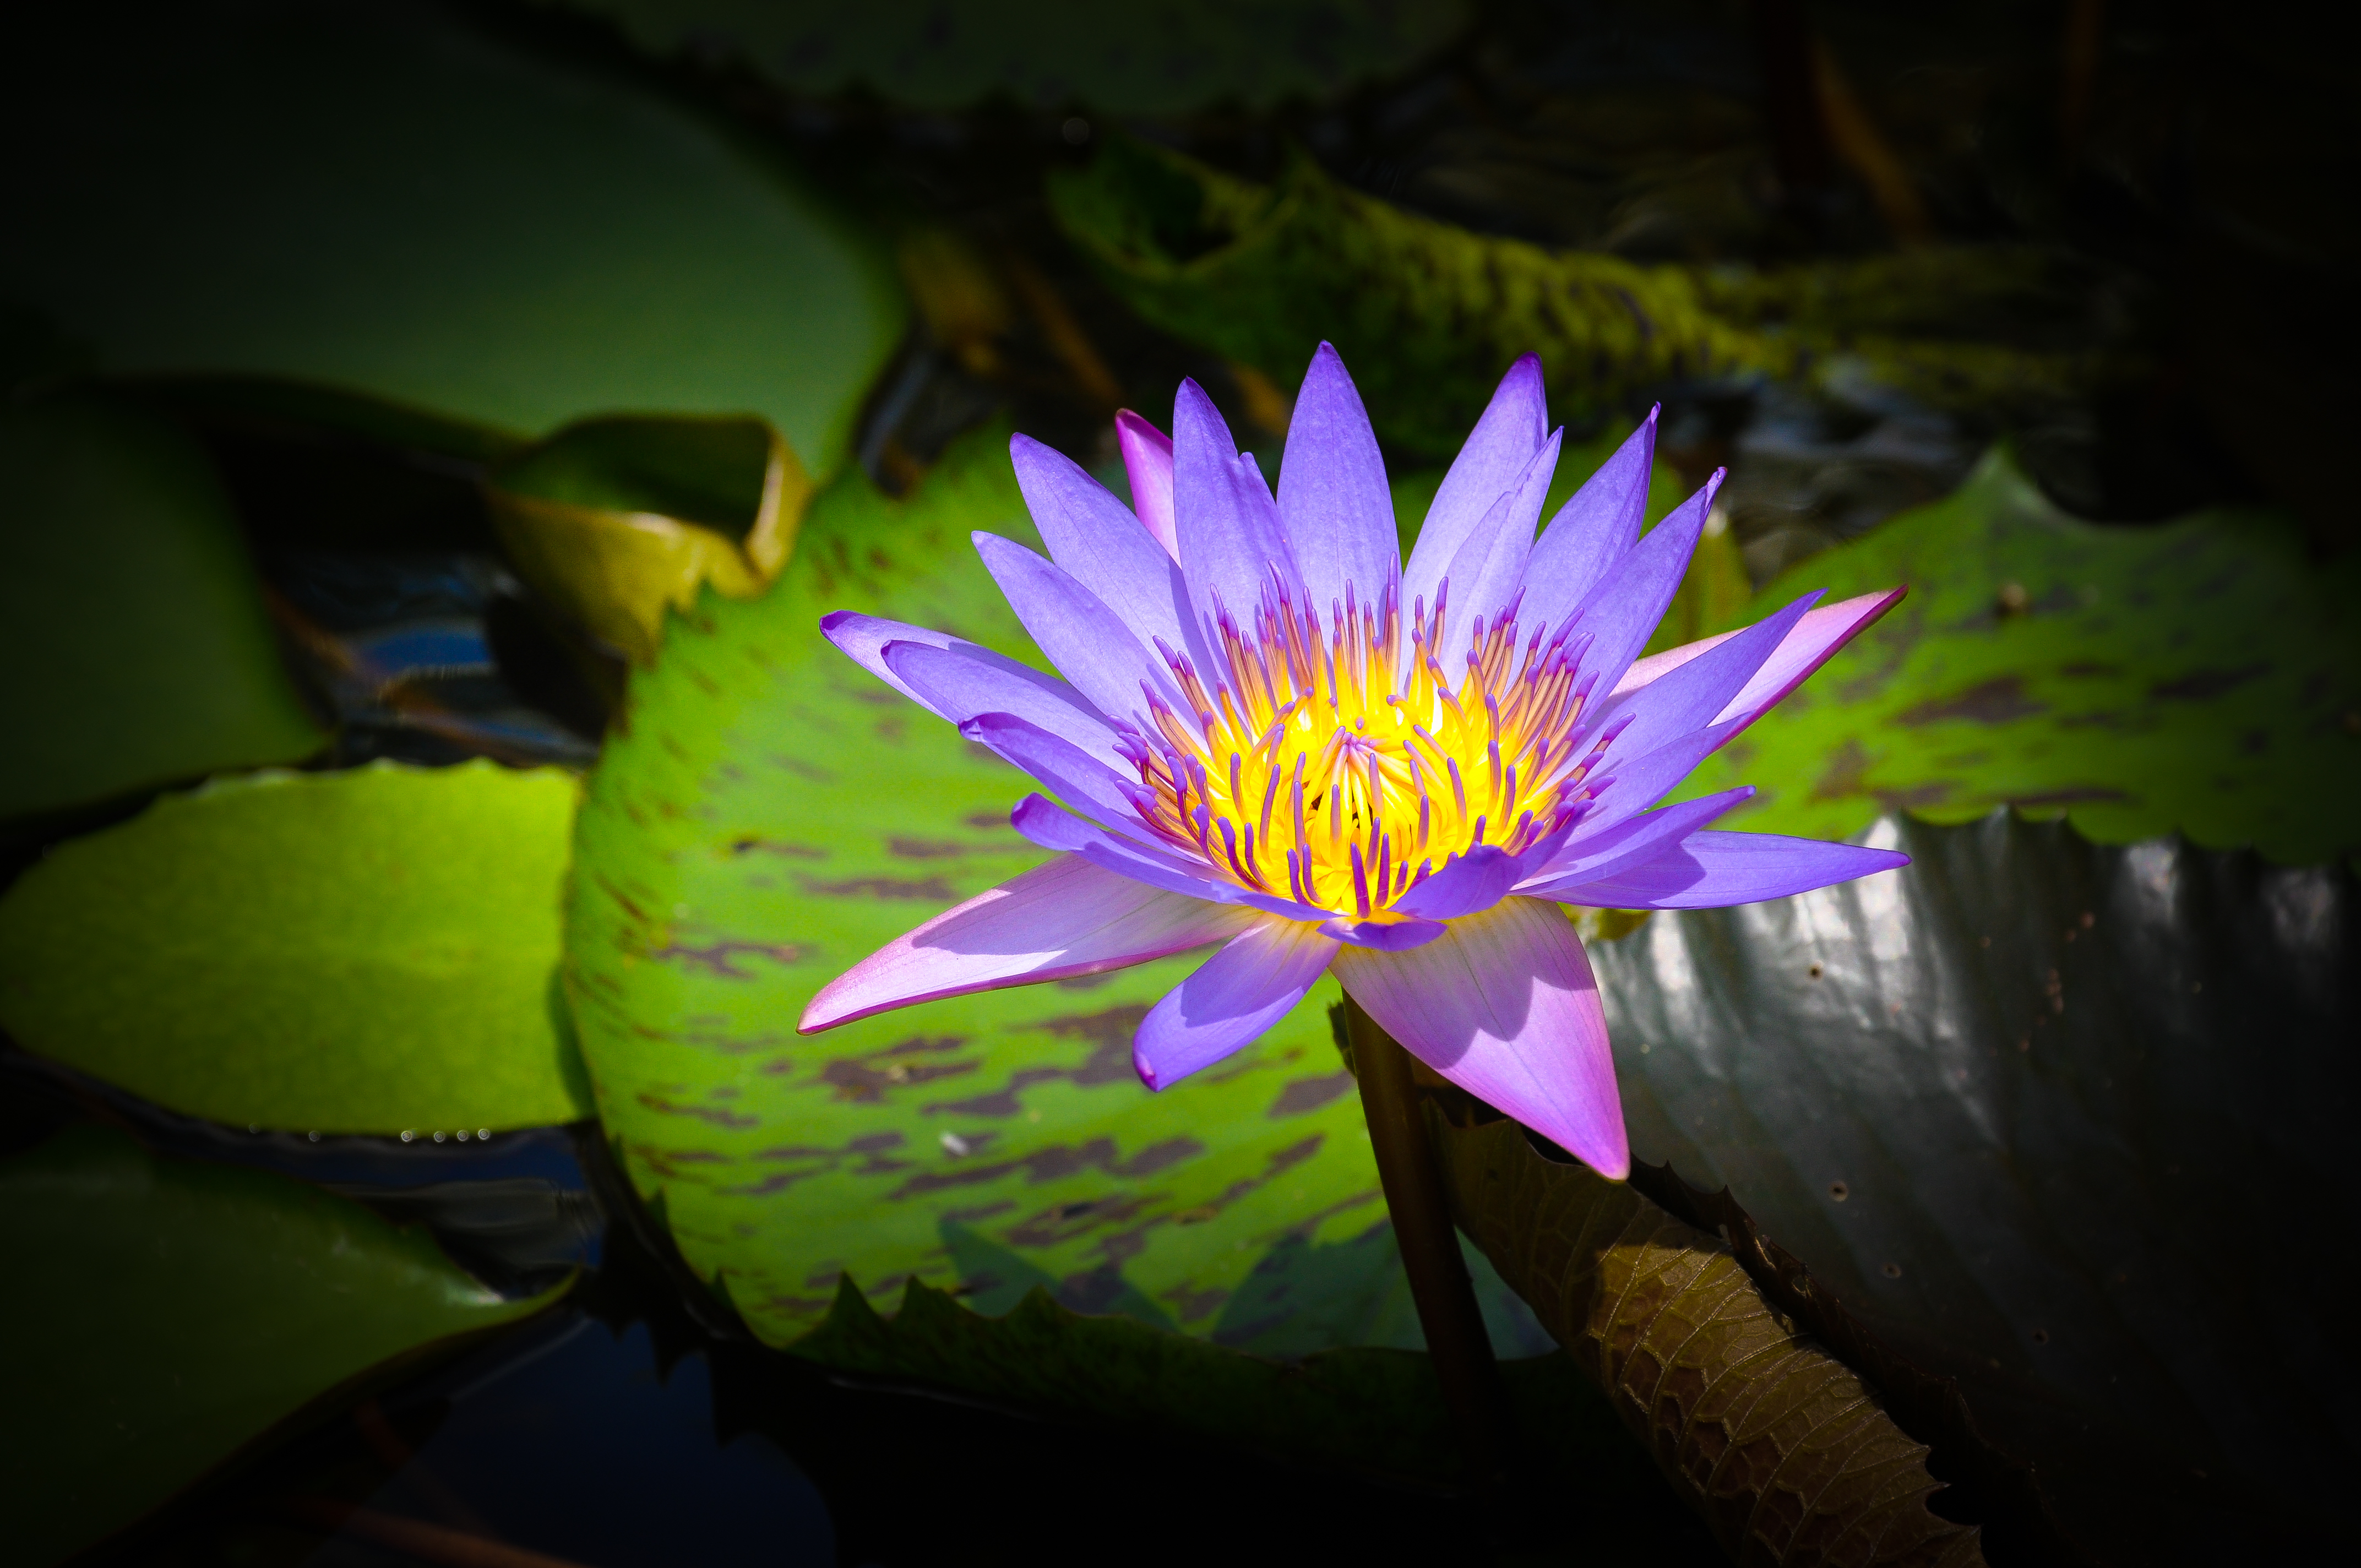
[801,346,1906,1178]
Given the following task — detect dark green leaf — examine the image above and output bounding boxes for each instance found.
[1672,449,2361,863]
[0,394,324,821]
[1593,811,2356,1564]
[0,762,592,1134]
[1,0,904,464]
[0,1124,563,1566]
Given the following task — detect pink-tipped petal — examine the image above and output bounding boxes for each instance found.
[960,714,1154,835]
[1135,916,1340,1088]
[880,639,1122,763]
[1519,406,1659,630]
[1710,586,1906,728]
[799,856,1253,1032]
[1115,410,1179,559]
[1009,433,1203,667]
[1334,897,1628,1179]
[1607,587,1905,709]
[1434,428,1562,671]
[1404,354,1547,620]
[971,531,1176,726]
[1562,469,1723,695]
[1595,591,1823,764]
[1172,378,1304,626]
[1278,343,1400,614]
[1536,830,1909,910]
[1519,787,1753,893]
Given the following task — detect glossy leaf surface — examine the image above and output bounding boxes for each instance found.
[1595,811,2355,1564]
[0,1125,562,1566]
[0,0,904,463]
[1674,450,2361,863]
[567,426,1552,1352]
[0,763,592,1135]
[0,394,323,820]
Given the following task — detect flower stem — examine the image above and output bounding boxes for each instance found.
[1343,995,1513,1490]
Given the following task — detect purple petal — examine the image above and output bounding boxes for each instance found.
[1707,586,1906,727]
[800,855,1252,1032]
[823,612,1050,722]
[1573,716,1747,830]
[1434,428,1561,671]
[1320,914,1450,950]
[1116,411,1178,559]
[1592,590,1823,764]
[1334,896,1628,1179]
[1009,793,1229,901]
[1391,843,1524,920]
[960,714,1153,835]
[1535,830,1909,910]
[879,639,1122,762]
[1559,469,1723,697]
[1607,588,1905,715]
[971,532,1176,726]
[1516,409,1658,633]
[1172,378,1304,627]
[1518,787,1753,894]
[1277,343,1400,616]
[1403,355,1546,624]
[1135,916,1340,1089]
[1009,434,1204,668]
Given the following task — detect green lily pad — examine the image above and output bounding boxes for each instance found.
[548,0,1473,115]
[0,1123,564,1566]
[0,762,592,1135]
[1672,448,2361,863]
[567,423,1549,1353]
[0,394,324,821]
[0,0,904,464]
[1590,811,2355,1564]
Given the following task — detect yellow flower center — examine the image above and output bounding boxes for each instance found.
[1119,581,1613,919]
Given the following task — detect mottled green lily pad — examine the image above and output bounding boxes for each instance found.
[0,0,904,464]
[0,1124,563,1566]
[567,424,1554,1353]
[547,0,1473,114]
[0,394,324,821]
[0,762,591,1135]
[1673,448,2361,863]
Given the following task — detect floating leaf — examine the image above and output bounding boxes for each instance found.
[1590,811,2355,1564]
[0,1124,563,1566]
[565,424,1556,1353]
[1049,139,2115,459]
[0,394,323,821]
[489,414,816,665]
[543,0,1474,115]
[1672,449,2361,863]
[1,0,904,464]
[0,762,591,1134]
